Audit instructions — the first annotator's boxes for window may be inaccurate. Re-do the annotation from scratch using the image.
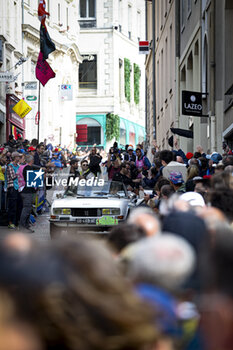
[188,0,192,17]
[58,3,61,23]
[66,8,69,28]
[120,119,126,146]
[119,0,122,32]
[79,55,97,89]
[129,124,136,146]
[76,118,101,145]
[79,0,96,27]
[181,0,185,30]
[80,0,95,18]
[128,4,132,39]
[138,128,144,144]
[137,11,141,41]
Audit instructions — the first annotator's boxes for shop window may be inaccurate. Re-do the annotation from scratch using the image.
[79,55,97,89]
[119,119,126,146]
[129,124,136,146]
[138,128,144,144]
[76,118,101,145]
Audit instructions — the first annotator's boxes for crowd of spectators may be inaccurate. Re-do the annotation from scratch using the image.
[0,134,233,350]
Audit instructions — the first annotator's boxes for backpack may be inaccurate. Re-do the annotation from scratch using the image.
[17,164,28,192]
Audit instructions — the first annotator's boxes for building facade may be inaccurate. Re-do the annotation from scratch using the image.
[146,0,177,150]
[146,0,233,154]
[0,0,82,147]
[76,0,146,150]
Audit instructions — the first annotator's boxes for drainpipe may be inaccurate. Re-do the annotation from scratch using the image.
[210,0,216,151]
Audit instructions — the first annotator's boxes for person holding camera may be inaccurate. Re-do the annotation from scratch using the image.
[107,150,121,180]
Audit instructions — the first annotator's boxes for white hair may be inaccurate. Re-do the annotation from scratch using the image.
[121,233,196,291]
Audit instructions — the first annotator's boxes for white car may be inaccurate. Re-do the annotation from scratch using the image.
[50,180,140,238]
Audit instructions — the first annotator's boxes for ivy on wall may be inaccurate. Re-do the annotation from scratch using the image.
[106,113,120,141]
[124,58,131,102]
[134,63,141,105]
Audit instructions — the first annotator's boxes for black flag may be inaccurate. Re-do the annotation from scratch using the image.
[170,128,193,139]
[40,24,56,60]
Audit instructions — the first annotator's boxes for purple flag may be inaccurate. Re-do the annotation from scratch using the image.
[36,52,56,86]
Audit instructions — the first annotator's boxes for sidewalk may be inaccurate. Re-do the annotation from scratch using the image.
[0,213,50,241]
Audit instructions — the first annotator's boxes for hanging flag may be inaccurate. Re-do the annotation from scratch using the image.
[170,128,194,139]
[38,0,50,28]
[12,99,32,119]
[36,52,56,86]
[40,24,56,60]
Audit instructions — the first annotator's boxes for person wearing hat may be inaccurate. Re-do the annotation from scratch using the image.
[5,152,22,229]
[169,171,186,193]
[124,146,136,162]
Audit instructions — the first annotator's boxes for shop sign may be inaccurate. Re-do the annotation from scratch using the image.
[60,84,73,101]
[24,81,37,90]
[26,95,37,101]
[12,99,32,119]
[182,90,208,117]
[0,72,14,82]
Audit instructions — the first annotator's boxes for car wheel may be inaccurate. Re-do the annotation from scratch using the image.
[50,223,64,239]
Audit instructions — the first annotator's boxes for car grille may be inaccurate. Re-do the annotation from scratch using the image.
[71,208,102,217]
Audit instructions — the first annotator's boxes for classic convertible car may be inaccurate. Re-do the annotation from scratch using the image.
[50,180,140,238]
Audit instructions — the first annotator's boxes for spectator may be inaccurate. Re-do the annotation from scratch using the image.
[79,159,95,180]
[89,147,102,177]
[169,171,186,193]
[33,144,44,166]
[161,150,187,182]
[5,151,22,229]
[128,206,161,237]
[19,154,41,233]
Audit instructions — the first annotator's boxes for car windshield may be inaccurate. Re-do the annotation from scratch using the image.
[64,180,128,198]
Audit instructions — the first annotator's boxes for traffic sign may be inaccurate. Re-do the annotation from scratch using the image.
[139,41,150,54]
[26,95,37,101]
[24,81,37,90]
[0,72,14,82]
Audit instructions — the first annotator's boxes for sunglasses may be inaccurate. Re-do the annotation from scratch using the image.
[82,163,88,166]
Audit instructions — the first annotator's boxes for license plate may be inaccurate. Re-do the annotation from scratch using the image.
[76,218,96,224]
[96,216,118,226]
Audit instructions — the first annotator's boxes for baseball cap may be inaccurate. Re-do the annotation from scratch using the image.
[169,171,184,184]
[180,192,205,207]
[128,146,134,151]
[206,152,222,164]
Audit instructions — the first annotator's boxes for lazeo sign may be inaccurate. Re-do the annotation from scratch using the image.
[182,90,208,117]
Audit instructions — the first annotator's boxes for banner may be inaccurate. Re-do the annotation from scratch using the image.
[12,99,32,119]
[40,24,56,60]
[36,52,56,86]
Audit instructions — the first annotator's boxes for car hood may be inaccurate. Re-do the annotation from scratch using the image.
[52,197,129,209]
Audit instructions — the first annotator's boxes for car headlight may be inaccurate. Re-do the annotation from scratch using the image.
[53,208,71,215]
[102,208,120,215]
[62,208,71,215]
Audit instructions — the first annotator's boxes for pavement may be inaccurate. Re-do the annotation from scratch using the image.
[0,212,51,241]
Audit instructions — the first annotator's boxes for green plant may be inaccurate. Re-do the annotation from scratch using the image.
[106,113,120,141]
[124,58,131,102]
[134,63,140,105]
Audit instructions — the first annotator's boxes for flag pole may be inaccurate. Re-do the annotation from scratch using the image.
[37,82,41,142]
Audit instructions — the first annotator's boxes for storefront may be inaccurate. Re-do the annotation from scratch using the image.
[76,114,106,148]
[76,114,145,150]
[6,94,25,141]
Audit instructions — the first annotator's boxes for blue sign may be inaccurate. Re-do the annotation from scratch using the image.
[26,169,44,188]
